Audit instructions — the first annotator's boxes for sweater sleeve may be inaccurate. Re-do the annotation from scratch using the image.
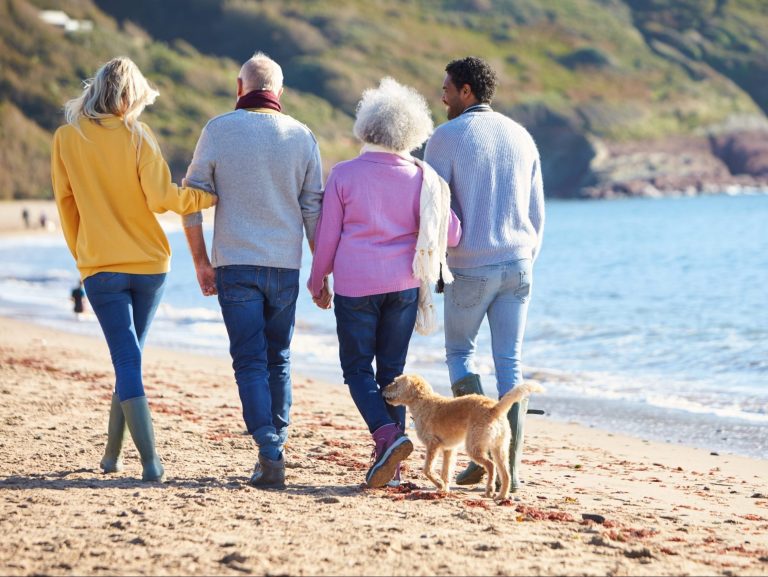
[423,129,454,185]
[138,126,216,216]
[307,169,343,297]
[51,129,79,261]
[182,124,217,228]
[299,141,324,242]
[529,157,545,262]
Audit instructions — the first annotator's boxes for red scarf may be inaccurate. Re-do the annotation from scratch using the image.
[235,90,282,112]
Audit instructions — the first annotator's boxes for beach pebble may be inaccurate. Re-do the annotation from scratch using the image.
[624,547,654,559]
[220,552,248,566]
[317,496,341,504]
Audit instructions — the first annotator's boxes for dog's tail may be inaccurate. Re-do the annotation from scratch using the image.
[493,382,545,418]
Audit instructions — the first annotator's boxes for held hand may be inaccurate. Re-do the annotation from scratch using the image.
[195,262,217,296]
[312,277,333,310]
[312,290,332,310]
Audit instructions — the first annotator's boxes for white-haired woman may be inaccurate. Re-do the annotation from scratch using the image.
[51,56,217,482]
[308,78,461,488]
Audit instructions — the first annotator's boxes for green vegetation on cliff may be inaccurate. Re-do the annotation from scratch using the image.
[1,0,766,199]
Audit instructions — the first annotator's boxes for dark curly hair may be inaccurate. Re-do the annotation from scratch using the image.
[445,56,497,104]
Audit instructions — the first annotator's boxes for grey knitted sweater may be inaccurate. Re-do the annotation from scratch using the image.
[182,109,323,270]
[424,105,544,269]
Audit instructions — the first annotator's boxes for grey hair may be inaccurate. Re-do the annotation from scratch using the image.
[239,52,284,94]
[64,56,159,153]
[353,77,433,152]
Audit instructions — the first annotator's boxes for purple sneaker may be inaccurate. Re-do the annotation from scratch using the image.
[366,423,413,488]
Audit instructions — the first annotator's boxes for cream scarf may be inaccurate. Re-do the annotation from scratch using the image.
[361,144,454,335]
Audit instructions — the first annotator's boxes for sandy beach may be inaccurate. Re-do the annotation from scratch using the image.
[0,200,206,236]
[1,318,768,576]
[1,198,767,576]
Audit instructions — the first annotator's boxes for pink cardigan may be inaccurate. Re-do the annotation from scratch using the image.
[308,152,461,298]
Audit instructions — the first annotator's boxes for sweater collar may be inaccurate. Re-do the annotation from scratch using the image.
[359,143,415,165]
[462,103,492,115]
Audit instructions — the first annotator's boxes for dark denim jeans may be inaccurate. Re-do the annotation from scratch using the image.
[216,265,299,459]
[334,288,419,433]
[83,272,167,401]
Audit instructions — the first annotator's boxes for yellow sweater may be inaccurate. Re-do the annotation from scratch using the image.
[51,117,216,279]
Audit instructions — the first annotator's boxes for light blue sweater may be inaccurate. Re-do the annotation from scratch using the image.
[182,109,323,270]
[424,105,544,269]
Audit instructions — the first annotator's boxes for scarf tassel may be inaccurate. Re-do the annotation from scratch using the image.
[414,281,437,336]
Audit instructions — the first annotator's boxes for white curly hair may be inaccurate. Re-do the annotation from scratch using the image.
[353,77,434,152]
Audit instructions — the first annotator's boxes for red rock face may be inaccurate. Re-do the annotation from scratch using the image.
[711,131,768,178]
[571,131,768,199]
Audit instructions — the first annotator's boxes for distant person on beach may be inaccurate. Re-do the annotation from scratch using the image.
[71,280,86,318]
[21,207,30,228]
[307,78,462,488]
[39,211,47,229]
[51,56,217,483]
[181,52,323,490]
[424,56,545,492]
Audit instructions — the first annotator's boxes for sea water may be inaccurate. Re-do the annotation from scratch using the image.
[1,193,766,458]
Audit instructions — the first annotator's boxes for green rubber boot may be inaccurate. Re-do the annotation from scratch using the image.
[100,392,126,473]
[451,374,487,486]
[121,396,165,482]
[508,397,529,492]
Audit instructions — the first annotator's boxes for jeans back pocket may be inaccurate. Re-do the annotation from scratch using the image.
[449,274,487,309]
[275,269,300,307]
[217,267,259,303]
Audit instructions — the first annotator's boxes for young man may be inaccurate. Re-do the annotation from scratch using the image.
[182,52,324,489]
[424,56,545,492]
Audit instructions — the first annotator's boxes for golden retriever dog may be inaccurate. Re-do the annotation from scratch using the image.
[383,374,544,501]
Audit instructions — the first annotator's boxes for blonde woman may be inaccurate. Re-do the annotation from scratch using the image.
[308,78,461,488]
[51,56,217,482]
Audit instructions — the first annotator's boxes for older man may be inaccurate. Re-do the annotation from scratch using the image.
[424,56,545,492]
[182,52,324,489]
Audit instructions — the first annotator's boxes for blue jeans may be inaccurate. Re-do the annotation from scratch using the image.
[444,259,532,397]
[216,265,299,459]
[83,272,167,402]
[334,289,419,433]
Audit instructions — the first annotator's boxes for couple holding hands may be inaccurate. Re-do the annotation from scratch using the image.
[51,52,543,492]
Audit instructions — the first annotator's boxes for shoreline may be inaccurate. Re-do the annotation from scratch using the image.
[1,198,766,464]
[1,184,766,228]
[5,298,766,462]
[1,317,768,575]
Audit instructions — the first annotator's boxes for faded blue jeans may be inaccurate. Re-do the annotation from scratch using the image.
[444,258,532,397]
[83,272,167,401]
[216,265,299,461]
[334,289,419,433]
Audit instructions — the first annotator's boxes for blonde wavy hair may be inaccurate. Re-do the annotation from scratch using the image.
[64,56,159,153]
[353,77,434,153]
